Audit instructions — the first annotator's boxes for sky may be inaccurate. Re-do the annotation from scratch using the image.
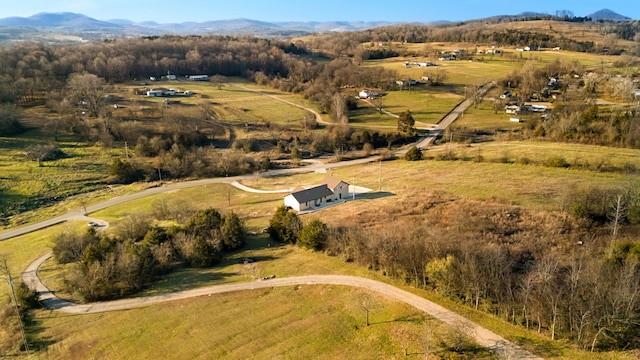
[1,0,638,23]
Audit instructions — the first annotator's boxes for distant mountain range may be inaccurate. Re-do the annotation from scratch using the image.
[587,9,631,21]
[0,9,633,43]
[0,12,397,42]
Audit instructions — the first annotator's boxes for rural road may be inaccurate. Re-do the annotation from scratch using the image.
[415,82,495,149]
[0,155,380,242]
[24,253,541,359]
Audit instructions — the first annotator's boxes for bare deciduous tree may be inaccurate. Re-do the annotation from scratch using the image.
[66,72,108,117]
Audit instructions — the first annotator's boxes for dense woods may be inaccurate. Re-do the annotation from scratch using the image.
[0,35,396,112]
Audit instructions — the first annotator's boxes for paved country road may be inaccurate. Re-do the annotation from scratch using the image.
[23,253,541,359]
[415,82,495,149]
[0,156,379,242]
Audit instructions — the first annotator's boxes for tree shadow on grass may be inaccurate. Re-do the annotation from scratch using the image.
[356,191,395,200]
[510,335,564,358]
[147,269,240,294]
[370,312,427,326]
[23,311,56,353]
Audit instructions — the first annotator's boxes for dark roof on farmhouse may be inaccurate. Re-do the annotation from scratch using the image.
[290,184,334,203]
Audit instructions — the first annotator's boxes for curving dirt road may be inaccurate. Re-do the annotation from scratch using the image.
[23,253,541,359]
[231,83,331,125]
[0,156,381,242]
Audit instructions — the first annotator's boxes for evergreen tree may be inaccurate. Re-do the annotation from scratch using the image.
[298,220,328,250]
[268,206,302,244]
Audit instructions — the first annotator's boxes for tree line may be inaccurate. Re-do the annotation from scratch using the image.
[0,36,396,113]
[268,186,640,351]
[51,206,245,301]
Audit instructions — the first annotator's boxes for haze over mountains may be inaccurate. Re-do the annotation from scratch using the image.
[0,8,633,43]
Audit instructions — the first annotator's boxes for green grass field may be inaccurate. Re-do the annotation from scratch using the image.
[452,100,528,131]
[348,88,464,127]
[0,128,118,223]
[32,285,487,360]
[121,79,325,128]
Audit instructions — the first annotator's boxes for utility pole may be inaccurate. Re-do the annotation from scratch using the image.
[2,259,31,356]
[352,176,355,201]
[378,160,382,191]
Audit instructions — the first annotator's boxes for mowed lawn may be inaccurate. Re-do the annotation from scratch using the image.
[33,285,479,360]
[349,89,464,127]
[452,99,528,131]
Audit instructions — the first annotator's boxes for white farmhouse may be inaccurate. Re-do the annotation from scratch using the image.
[146,88,176,97]
[283,176,350,212]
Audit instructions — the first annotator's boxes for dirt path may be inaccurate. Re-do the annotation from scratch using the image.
[0,156,381,242]
[24,253,540,359]
[230,180,292,194]
[231,83,331,125]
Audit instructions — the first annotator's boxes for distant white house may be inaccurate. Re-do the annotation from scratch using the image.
[505,104,521,114]
[358,89,379,99]
[524,104,547,113]
[283,176,350,212]
[166,74,177,80]
[634,89,640,97]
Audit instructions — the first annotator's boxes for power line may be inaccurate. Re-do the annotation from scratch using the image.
[2,259,31,358]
